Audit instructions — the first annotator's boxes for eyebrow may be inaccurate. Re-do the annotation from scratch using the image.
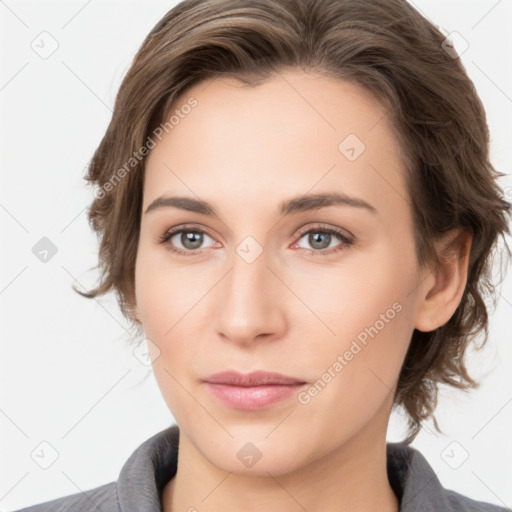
[144,192,378,217]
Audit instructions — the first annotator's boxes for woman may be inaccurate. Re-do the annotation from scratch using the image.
[14,0,511,510]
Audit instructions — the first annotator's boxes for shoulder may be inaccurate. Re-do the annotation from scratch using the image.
[10,425,180,512]
[10,481,119,512]
[386,442,510,512]
[444,488,510,512]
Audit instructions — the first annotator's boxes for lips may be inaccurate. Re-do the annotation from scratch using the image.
[203,370,307,410]
[203,370,306,386]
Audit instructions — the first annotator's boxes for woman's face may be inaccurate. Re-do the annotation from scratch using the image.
[134,70,426,475]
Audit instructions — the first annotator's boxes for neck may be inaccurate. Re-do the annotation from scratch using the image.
[163,404,399,512]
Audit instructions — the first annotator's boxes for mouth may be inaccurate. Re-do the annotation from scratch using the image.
[202,370,307,410]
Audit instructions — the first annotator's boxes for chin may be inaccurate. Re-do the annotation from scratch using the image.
[193,427,317,477]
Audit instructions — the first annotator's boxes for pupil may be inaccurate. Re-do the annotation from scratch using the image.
[310,232,330,249]
[182,231,202,249]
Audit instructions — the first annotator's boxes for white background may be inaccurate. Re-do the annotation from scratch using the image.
[1,0,511,510]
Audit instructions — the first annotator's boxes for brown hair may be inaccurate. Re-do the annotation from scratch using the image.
[75,0,511,443]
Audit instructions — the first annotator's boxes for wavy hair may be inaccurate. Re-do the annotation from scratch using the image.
[75,0,511,443]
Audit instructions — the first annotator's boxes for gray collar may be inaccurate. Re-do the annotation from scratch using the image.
[116,425,506,512]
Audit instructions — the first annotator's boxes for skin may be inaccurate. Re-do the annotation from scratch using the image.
[131,69,471,512]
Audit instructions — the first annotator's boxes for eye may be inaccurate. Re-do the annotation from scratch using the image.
[158,224,218,256]
[157,223,354,257]
[292,225,354,256]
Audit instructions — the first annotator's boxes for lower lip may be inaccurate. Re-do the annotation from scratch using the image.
[204,382,306,410]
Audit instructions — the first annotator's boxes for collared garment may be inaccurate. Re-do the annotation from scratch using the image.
[13,425,510,512]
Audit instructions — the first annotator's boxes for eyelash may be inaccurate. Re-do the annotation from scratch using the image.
[157,223,354,257]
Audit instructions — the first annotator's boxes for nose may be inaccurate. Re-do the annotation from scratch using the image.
[214,244,287,346]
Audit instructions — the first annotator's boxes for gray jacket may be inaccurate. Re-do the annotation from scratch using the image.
[12,424,510,511]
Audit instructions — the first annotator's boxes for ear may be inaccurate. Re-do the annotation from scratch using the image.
[414,229,472,333]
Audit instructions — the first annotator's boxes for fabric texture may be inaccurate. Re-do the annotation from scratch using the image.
[12,424,510,512]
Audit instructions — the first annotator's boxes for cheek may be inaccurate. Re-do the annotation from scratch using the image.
[134,249,215,375]
[135,258,204,419]
[134,246,210,335]
[289,242,415,388]
[289,295,413,456]
[286,237,414,342]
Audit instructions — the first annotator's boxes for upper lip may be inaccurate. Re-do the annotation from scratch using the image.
[203,370,306,386]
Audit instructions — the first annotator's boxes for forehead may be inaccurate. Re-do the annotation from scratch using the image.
[143,70,409,225]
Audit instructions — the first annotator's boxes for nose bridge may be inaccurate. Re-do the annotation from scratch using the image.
[214,239,285,344]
